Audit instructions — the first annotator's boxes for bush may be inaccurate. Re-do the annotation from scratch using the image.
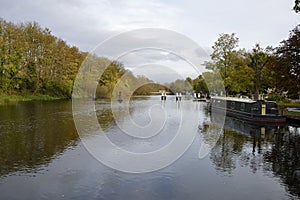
[265,88,287,102]
[43,80,72,98]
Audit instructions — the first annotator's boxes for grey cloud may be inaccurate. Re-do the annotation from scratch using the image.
[1,0,298,72]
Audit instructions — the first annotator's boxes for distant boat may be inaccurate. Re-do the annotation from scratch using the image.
[208,96,286,124]
[193,97,207,102]
[118,92,123,103]
[193,92,207,102]
[287,107,300,112]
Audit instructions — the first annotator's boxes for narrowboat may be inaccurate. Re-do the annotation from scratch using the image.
[208,96,286,124]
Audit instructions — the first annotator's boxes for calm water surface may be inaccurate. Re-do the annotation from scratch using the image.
[0,96,299,200]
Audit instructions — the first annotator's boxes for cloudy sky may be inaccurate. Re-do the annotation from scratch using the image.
[1,0,299,82]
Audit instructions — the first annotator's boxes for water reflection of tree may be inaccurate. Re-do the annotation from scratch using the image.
[96,102,135,130]
[206,121,300,198]
[263,128,300,197]
[96,108,116,129]
[210,129,249,174]
[0,101,79,177]
[97,97,151,130]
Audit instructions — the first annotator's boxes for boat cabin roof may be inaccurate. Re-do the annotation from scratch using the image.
[211,96,256,103]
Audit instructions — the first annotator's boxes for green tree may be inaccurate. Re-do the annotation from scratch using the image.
[202,71,225,95]
[205,33,239,94]
[226,51,254,94]
[193,75,208,94]
[0,19,85,97]
[248,44,270,100]
[96,60,127,98]
[274,24,300,98]
[169,79,193,93]
[208,33,239,77]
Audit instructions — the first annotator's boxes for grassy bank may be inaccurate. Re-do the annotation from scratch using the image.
[278,101,300,117]
[0,95,64,105]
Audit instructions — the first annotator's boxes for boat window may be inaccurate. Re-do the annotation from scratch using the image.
[230,102,235,109]
[240,103,245,111]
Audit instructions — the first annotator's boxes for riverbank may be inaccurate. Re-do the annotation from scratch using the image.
[276,100,300,125]
[0,95,64,105]
[278,101,300,117]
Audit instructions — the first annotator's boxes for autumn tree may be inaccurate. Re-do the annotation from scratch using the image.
[0,19,85,97]
[0,19,24,94]
[274,24,300,98]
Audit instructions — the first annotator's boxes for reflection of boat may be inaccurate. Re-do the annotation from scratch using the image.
[208,97,286,124]
[204,114,300,197]
[221,115,282,136]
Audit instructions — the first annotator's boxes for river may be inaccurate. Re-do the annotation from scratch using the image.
[0,96,299,200]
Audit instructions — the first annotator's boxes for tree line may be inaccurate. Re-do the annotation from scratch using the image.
[0,19,85,97]
[1,19,298,100]
[190,24,299,100]
[0,19,165,98]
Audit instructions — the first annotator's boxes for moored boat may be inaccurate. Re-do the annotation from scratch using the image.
[193,97,207,102]
[208,96,286,124]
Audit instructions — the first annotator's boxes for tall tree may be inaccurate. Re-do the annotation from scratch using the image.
[193,75,208,94]
[294,0,300,13]
[275,24,300,98]
[169,79,193,93]
[208,33,239,78]
[0,19,85,97]
[205,33,239,94]
[248,44,270,100]
[226,51,254,95]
